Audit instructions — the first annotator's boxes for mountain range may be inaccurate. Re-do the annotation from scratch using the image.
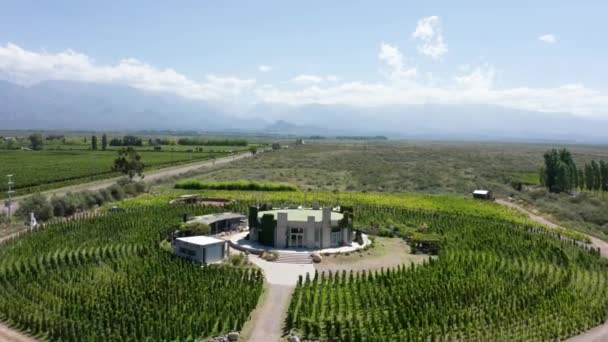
[1,80,607,143]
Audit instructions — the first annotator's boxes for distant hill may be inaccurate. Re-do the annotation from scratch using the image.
[0,80,265,131]
[1,79,607,143]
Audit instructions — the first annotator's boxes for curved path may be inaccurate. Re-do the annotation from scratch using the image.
[496,198,608,341]
[1,151,252,215]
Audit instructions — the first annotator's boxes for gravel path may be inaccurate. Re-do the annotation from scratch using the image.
[1,152,251,215]
[0,322,36,342]
[496,198,608,341]
[244,256,314,342]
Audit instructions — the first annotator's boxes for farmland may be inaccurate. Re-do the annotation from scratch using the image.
[1,190,606,340]
[176,141,608,239]
[0,205,263,341]
[286,202,608,340]
[0,149,236,196]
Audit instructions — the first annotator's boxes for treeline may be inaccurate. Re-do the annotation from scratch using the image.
[335,135,388,140]
[109,135,143,147]
[17,180,148,221]
[540,148,608,193]
[176,138,248,146]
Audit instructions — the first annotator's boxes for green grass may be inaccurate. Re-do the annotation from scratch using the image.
[511,172,540,185]
[175,179,298,191]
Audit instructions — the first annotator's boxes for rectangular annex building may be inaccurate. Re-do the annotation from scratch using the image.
[173,236,228,263]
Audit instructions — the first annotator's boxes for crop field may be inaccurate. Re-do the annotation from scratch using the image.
[0,191,604,340]
[179,141,608,239]
[286,204,608,340]
[0,149,232,196]
[0,205,263,341]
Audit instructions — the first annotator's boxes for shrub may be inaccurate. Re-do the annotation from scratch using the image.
[178,221,211,236]
[227,254,248,267]
[17,193,54,221]
[261,251,279,261]
[109,184,125,201]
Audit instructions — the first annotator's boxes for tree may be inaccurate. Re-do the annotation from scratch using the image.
[101,134,108,150]
[600,161,608,192]
[584,163,595,191]
[249,146,258,155]
[271,143,281,151]
[91,135,98,150]
[16,193,53,221]
[112,147,144,180]
[591,160,601,191]
[540,148,577,193]
[28,133,44,150]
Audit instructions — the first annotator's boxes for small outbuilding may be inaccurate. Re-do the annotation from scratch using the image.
[174,235,228,264]
[472,190,494,200]
[188,212,247,234]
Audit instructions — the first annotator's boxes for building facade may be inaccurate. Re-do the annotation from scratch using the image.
[249,207,353,249]
[173,236,228,263]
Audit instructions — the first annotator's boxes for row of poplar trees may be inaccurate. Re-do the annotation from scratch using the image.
[540,148,608,193]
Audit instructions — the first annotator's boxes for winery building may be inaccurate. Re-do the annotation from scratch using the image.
[248,207,353,249]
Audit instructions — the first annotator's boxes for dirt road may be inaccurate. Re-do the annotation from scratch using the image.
[496,198,608,341]
[0,322,36,342]
[247,285,294,342]
[1,152,251,215]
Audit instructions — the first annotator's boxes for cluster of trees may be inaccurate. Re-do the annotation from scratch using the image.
[176,138,248,146]
[540,148,608,193]
[17,180,147,221]
[147,137,176,146]
[109,135,143,147]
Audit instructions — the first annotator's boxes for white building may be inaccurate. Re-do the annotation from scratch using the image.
[250,207,353,249]
[173,235,228,263]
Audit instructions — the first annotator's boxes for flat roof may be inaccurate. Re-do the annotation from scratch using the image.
[258,209,343,222]
[473,190,490,195]
[190,212,246,225]
[176,235,226,246]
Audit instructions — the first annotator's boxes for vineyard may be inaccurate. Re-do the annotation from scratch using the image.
[0,205,263,341]
[286,208,608,340]
[0,189,604,340]
[0,149,232,196]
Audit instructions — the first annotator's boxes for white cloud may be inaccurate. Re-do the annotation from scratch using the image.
[454,64,495,90]
[539,34,557,44]
[1,41,607,118]
[378,43,417,80]
[412,16,448,60]
[291,74,325,85]
[258,65,272,72]
[256,45,608,117]
[0,42,255,99]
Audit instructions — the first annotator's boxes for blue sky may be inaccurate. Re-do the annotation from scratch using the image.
[1,1,607,116]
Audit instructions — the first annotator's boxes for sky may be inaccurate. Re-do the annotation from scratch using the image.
[1,0,607,117]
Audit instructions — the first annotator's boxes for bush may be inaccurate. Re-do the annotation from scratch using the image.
[17,193,54,221]
[159,240,172,253]
[109,184,125,201]
[0,212,9,225]
[227,254,248,267]
[178,221,211,236]
[261,251,279,261]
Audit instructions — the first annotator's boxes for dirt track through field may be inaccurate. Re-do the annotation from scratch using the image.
[496,198,608,341]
